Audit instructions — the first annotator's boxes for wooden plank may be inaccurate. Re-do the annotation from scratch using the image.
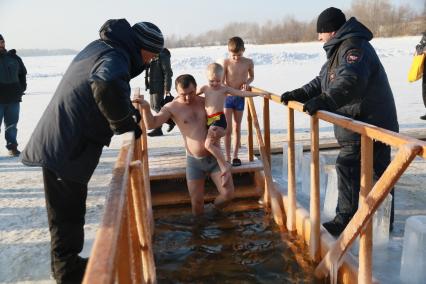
[83,133,134,284]
[152,183,262,207]
[149,150,263,180]
[359,136,373,284]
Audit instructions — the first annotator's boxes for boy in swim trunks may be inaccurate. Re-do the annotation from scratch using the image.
[222,36,254,167]
[198,63,268,185]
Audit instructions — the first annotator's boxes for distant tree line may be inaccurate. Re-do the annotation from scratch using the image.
[18,48,78,57]
[165,0,426,48]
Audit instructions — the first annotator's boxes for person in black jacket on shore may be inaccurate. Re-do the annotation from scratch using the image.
[145,47,174,136]
[280,7,399,236]
[0,34,27,156]
[21,19,163,283]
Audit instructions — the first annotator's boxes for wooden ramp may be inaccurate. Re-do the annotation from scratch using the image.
[148,147,265,207]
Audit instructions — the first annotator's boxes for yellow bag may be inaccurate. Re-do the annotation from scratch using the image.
[408,54,425,82]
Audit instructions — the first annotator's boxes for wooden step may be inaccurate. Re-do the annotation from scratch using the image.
[153,199,264,218]
[149,147,263,181]
[151,173,263,207]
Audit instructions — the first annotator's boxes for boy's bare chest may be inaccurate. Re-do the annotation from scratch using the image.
[227,63,249,78]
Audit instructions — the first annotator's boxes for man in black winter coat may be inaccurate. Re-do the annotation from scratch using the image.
[281,7,399,236]
[21,19,164,283]
[0,34,27,156]
[145,47,174,136]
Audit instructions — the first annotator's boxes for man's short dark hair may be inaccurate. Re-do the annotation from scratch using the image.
[175,74,197,89]
[228,36,245,52]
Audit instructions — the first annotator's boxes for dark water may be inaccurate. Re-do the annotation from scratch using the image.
[154,207,320,283]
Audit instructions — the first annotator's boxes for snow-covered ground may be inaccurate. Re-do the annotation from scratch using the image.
[0,36,425,283]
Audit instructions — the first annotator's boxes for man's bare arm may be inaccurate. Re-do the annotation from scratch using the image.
[224,85,268,98]
[134,99,172,129]
[246,59,255,86]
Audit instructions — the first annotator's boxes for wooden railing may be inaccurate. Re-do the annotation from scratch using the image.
[250,87,426,283]
[83,85,425,284]
[83,91,156,284]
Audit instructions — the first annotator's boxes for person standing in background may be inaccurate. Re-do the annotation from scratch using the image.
[22,19,163,283]
[145,47,174,136]
[0,34,27,156]
[222,36,254,167]
[416,32,426,120]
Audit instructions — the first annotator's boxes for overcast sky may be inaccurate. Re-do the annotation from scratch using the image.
[0,0,423,50]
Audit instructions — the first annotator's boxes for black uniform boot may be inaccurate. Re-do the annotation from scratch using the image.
[148,127,163,137]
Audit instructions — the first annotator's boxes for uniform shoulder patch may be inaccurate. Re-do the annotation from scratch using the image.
[345,49,362,64]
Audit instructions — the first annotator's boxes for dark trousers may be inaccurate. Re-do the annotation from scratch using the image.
[42,167,88,283]
[0,102,20,149]
[335,141,394,226]
[150,92,163,113]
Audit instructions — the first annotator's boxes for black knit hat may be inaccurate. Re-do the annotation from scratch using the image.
[317,7,346,33]
[0,34,3,41]
[132,22,164,54]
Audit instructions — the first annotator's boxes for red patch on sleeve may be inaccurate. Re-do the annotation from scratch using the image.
[345,51,361,64]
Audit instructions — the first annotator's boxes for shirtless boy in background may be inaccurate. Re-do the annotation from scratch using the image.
[197,63,267,185]
[222,36,254,167]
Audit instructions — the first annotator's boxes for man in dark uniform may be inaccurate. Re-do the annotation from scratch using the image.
[0,34,27,156]
[145,47,174,136]
[22,19,163,283]
[280,7,399,236]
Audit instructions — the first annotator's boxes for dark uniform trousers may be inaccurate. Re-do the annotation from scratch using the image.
[335,141,394,227]
[42,167,88,283]
[150,92,163,113]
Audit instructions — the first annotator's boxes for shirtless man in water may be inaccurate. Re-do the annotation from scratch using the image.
[136,74,234,215]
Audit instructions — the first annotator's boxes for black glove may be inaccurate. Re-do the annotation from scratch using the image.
[134,124,142,139]
[280,88,309,105]
[113,119,143,139]
[302,95,329,115]
[133,107,142,123]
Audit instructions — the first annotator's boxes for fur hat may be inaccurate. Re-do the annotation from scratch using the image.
[132,22,164,53]
[317,7,346,33]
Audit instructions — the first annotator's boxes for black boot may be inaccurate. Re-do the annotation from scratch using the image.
[7,144,21,157]
[420,114,426,120]
[166,119,175,132]
[322,216,349,237]
[148,128,163,137]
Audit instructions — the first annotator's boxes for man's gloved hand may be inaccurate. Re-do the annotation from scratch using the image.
[134,124,142,139]
[113,120,143,139]
[133,108,142,123]
[302,95,329,115]
[280,88,309,105]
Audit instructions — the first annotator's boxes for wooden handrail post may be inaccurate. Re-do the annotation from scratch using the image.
[127,174,143,283]
[129,163,156,283]
[117,203,132,283]
[315,144,422,279]
[263,97,271,165]
[287,107,296,232]
[247,99,254,161]
[309,115,321,262]
[248,98,284,225]
[359,135,373,284]
[133,89,154,236]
